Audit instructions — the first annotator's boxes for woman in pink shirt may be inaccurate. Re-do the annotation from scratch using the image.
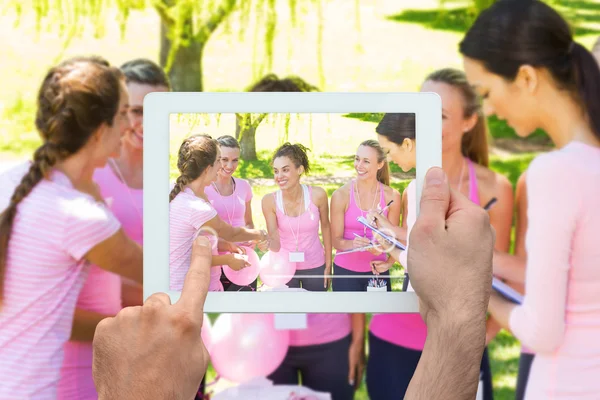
[0,58,143,399]
[330,140,401,292]
[57,58,171,400]
[204,135,262,291]
[169,134,267,292]
[262,143,361,399]
[367,68,514,400]
[461,1,600,398]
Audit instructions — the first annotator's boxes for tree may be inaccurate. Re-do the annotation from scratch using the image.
[4,0,332,92]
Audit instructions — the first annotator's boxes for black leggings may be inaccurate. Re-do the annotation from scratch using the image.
[516,352,535,400]
[287,264,327,291]
[331,263,391,292]
[268,334,355,400]
[220,270,257,292]
[366,332,494,400]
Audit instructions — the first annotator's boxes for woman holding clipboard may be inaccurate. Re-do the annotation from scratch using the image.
[329,140,401,292]
[460,1,600,398]
[365,68,514,400]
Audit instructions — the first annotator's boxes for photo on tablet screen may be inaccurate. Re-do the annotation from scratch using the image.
[168,112,414,295]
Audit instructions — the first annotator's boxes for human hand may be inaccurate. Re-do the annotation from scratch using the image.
[371,259,393,276]
[407,167,495,327]
[227,241,245,255]
[256,239,269,252]
[324,263,332,289]
[352,236,371,249]
[227,253,251,271]
[92,236,211,400]
[348,339,365,389]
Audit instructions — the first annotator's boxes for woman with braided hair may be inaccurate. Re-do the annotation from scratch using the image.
[0,59,143,398]
[169,134,268,292]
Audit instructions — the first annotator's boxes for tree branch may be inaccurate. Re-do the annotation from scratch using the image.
[153,0,175,27]
[196,0,238,43]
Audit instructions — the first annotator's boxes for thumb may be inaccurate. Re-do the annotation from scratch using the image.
[415,167,450,236]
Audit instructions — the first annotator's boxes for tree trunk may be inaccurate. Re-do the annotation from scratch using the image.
[236,117,258,160]
[160,21,205,92]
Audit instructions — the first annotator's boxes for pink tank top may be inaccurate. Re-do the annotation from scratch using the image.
[370,158,480,350]
[333,180,388,272]
[275,185,325,270]
[204,177,253,227]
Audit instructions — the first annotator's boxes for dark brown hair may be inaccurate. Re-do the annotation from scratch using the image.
[217,135,240,149]
[272,142,311,175]
[120,58,171,90]
[425,68,490,167]
[459,0,600,143]
[247,74,319,92]
[169,134,219,202]
[359,139,391,186]
[375,113,416,144]
[0,59,124,303]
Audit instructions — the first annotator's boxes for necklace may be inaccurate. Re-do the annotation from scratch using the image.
[211,177,236,225]
[282,186,303,252]
[355,179,379,236]
[455,158,466,195]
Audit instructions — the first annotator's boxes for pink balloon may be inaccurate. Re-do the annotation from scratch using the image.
[223,246,260,287]
[210,314,290,383]
[259,251,297,287]
[201,314,212,352]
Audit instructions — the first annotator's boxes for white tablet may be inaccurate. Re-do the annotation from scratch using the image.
[143,92,441,313]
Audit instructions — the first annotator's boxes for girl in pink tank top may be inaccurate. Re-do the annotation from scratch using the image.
[262,143,358,400]
[368,68,515,400]
[169,135,267,292]
[204,135,261,292]
[330,140,401,292]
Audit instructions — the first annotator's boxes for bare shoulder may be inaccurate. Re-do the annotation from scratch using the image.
[310,185,329,205]
[261,191,276,208]
[331,182,351,203]
[473,163,513,200]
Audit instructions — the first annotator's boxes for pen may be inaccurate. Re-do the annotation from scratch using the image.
[483,197,497,211]
[378,199,394,215]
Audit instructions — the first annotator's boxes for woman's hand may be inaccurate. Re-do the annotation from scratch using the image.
[371,259,394,275]
[226,253,251,271]
[225,241,245,255]
[324,263,332,289]
[353,236,371,249]
[348,338,365,389]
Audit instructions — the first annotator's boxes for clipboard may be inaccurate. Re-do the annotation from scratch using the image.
[357,216,407,251]
[492,277,523,304]
[336,245,376,255]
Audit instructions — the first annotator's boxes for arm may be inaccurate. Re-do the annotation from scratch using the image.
[330,189,354,251]
[203,214,265,243]
[262,194,281,252]
[405,315,486,400]
[348,313,366,388]
[315,188,333,288]
[70,309,112,341]
[85,230,143,284]
[121,278,143,307]
[492,172,529,286]
[488,159,573,353]
[485,173,515,342]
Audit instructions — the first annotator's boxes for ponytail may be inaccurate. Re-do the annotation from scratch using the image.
[376,161,391,186]
[0,143,64,303]
[571,42,600,141]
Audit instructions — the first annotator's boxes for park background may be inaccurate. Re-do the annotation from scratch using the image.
[2,0,600,398]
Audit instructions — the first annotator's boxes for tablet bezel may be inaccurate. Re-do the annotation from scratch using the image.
[144,92,441,313]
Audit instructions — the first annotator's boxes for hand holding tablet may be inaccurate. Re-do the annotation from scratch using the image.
[93,236,212,400]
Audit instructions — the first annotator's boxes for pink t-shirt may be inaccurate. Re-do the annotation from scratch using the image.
[57,163,143,400]
[0,170,120,399]
[508,142,600,398]
[333,180,388,273]
[274,185,325,270]
[170,188,220,291]
[204,177,252,227]
[289,314,352,347]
